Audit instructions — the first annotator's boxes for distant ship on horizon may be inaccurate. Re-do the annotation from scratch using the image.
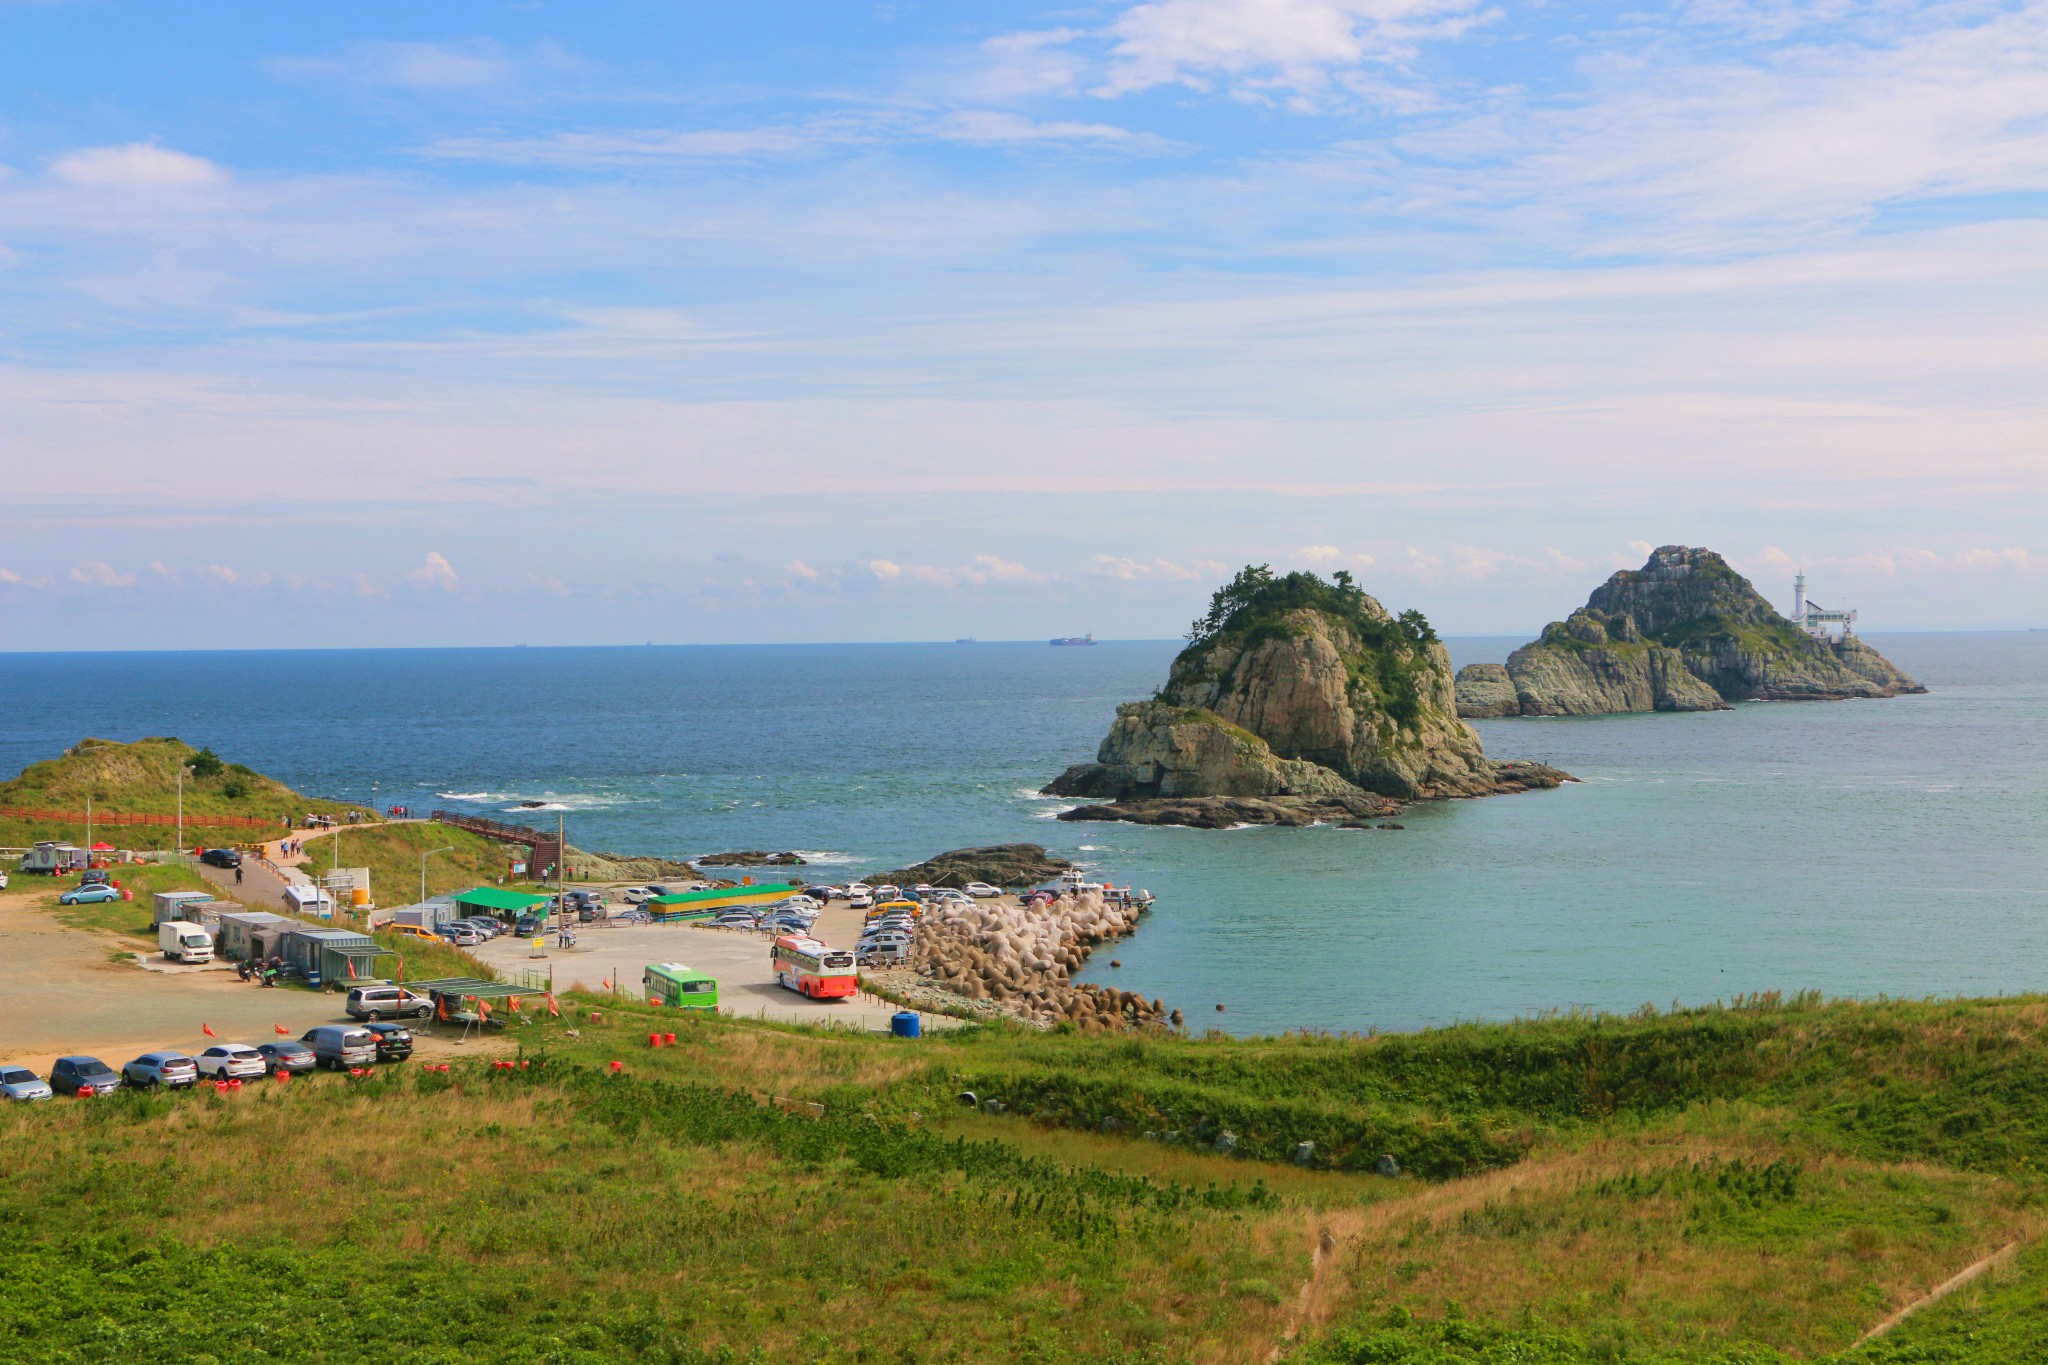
[1050,633,1097,647]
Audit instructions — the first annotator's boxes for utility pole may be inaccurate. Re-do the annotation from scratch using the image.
[556,811,567,934]
[175,763,184,854]
[85,797,92,859]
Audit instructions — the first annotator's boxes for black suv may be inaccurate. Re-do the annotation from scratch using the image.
[200,848,242,869]
[364,1022,414,1062]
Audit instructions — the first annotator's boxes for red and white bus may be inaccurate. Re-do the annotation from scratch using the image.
[770,934,857,1000]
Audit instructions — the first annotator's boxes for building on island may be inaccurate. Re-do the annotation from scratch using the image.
[1790,573,1857,642]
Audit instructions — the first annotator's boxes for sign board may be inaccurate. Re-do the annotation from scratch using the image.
[511,862,528,875]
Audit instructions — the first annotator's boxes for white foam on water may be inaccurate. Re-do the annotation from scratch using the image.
[789,851,859,866]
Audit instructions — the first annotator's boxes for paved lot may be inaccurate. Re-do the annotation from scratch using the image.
[0,890,503,1075]
[471,895,955,1033]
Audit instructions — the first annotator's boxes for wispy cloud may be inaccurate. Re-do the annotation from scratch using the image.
[418,109,1174,168]
[266,40,525,92]
[406,551,461,591]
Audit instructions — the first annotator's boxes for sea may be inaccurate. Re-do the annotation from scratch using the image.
[4,633,2043,1035]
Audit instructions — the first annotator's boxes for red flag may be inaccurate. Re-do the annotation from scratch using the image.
[274,1024,289,1036]
[602,977,612,990]
[202,1023,217,1038]
[545,993,560,1017]
[477,997,492,1017]
[346,958,358,979]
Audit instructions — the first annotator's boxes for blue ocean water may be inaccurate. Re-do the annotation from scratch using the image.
[4,633,2043,1033]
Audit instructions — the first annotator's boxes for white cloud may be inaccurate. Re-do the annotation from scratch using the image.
[200,563,238,584]
[784,559,821,581]
[147,560,176,581]
[69,560,137,587]
[1091,554,1209,581]
[1097,0,1482,97]
[0,567,24,584]
[49,143,224,189]
[1755,544,2048,580]
[267,41,518,91]
[406,551,460,591]
[866,559,903,581]
[525,571,570,596]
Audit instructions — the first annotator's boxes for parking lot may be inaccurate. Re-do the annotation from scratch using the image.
[0,889,495,1075]
[469,894,954,1031]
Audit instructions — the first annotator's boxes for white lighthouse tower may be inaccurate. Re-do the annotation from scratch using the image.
[1790,571,1857,642]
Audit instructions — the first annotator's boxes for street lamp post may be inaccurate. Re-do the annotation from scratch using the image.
[420,845,456,907]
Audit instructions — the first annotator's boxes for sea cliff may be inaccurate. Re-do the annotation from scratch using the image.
[1457,546,1924,718]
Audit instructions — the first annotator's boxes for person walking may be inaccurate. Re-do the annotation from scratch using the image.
[234,865,244,886]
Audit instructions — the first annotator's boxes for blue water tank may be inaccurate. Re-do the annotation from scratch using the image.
[890,1011,921,1039]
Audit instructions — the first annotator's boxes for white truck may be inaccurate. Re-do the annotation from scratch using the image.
[158,920,215,964]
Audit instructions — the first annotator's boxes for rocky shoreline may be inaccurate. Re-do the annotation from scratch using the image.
[869,887,1177,1032]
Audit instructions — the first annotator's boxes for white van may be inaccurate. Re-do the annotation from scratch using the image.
[158,920,214,964]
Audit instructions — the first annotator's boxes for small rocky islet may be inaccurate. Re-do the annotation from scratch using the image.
[1454,545,1924,718]
[1042,565,1572,829]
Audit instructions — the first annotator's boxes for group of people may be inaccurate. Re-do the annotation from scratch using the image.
[235,955,284,987]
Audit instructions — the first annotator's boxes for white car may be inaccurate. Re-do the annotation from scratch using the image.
[847,891,874,911]
[963,882,1000,898]
[194,1044,267,1080]
[621,887,655,904]
[845,883,871,896]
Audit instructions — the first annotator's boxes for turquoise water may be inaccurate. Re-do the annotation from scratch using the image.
[3,632,2042,1032]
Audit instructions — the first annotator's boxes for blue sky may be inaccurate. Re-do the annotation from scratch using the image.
[2,0,2043,646]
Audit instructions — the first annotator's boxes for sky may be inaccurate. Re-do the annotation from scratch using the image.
[1,0,2043,648]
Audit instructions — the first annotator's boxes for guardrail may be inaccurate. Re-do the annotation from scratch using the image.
[0,805,280,829]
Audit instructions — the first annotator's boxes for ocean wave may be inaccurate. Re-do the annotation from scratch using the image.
[1033,805,1079,819]
[790,850,860,866]
[437,790,496,801]
[506,802,572,813]
[1015,787,1068,801]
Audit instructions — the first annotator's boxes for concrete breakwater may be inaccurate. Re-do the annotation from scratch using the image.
[901,889,1178,1031]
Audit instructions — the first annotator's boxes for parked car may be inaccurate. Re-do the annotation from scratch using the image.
[621,886,654,904]
[194,1044,267,1080]
[387,923,441,943]
[49,1056,122,1096]
[59,884,122,905]
[80,868,113,887]
[452,918,500,939]
[121,1051,199,1089]
[346,985,435,1021]
[847,891,874,911]
[0,1066,53,1101]
[0,869,9,890]
[439,924,484,947]
[200,848,242,869]
[857,943,912,965]
[364,1022,414,1061]
[963,882,1001,898]
[859,932,913,951]
[643,884,672,897]
[256,1040,317,1074]
[803,885,839,901]
[300,1026,378,1070]
[513,914,545,937]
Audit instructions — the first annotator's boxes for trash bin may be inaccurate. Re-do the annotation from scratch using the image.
[890,1011,921,1039]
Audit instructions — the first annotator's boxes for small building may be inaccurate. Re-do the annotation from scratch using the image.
[152,889,215,927]
[451,886,551,924]
[406,976,555,1024]
[283,884,336,917]
[281,926,387,987]
[216,910,296,962]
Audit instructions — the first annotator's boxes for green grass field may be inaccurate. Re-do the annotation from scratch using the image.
[6,991,2048,1363]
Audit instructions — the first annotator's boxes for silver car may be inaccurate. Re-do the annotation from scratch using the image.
[122,1051,200,1089]
[0,1066,52,1101]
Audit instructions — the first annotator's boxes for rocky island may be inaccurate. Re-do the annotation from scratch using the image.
[1043,565,1571,827]
[1456,546,1924,718]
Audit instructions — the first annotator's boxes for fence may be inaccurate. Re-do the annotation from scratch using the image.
[0,805,279,830]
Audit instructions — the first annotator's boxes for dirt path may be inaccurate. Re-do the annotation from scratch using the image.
[1267,1223,1344,1362]
[1851,1238,2024,1348]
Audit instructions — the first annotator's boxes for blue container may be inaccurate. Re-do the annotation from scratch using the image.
[890,1011,921,1039]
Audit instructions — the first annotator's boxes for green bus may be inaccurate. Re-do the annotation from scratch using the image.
[643,962,719,1010]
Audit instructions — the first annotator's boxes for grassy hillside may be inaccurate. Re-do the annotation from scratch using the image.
[0,737,370,850]
[6,992,2048,1362]
[291,819,534,911]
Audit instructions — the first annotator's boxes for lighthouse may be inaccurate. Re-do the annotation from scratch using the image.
[1790,571,1857,641]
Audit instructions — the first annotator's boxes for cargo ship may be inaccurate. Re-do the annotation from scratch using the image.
[1050,633,1097,646]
